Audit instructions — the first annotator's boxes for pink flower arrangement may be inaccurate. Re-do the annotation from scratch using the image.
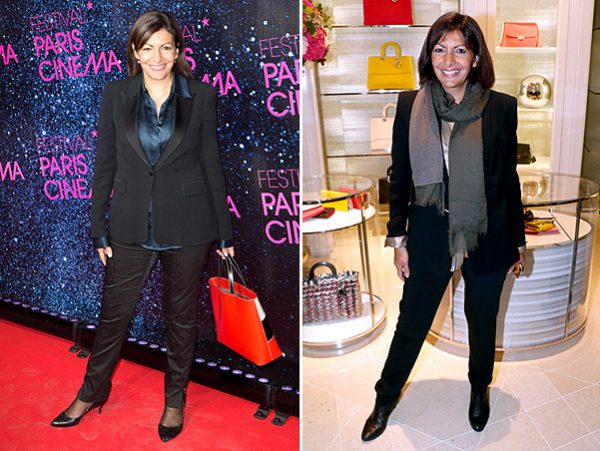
[303,0,331,64]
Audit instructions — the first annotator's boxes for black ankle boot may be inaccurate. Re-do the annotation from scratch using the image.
[361,402,397,442]
[468,388,490,432]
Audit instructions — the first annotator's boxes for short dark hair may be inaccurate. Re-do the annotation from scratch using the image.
[126,10,191,78]
[418,12,494,89]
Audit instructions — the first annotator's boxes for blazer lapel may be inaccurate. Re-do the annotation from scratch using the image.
[121,75,150,166]
[155,93,193,169]
[482,94,495,169]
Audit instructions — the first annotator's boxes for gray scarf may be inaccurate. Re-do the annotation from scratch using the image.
[408,80,490,265]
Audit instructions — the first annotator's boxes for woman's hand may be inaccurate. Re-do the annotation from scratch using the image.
[217,246,235,259]
[509,248,527,277]
[97,247,113,266]
[394,247,410,282]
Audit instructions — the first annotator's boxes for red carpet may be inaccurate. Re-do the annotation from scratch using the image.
[0,319,299,450]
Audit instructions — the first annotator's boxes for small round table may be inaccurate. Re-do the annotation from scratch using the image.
[302,174,386,356]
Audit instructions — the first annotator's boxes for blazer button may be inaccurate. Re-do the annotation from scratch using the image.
[148,171,154,176]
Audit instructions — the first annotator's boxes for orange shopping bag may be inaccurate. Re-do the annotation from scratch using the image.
[208,256,283,366]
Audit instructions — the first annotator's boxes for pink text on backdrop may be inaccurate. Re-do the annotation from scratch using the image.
[227,196,241,219]
[181,25,202,43]
[36,132,94,154]
[265,219,299,244]
[38,153,91,200]
[43,179,91,200]
[29,8,88,33]
[0,161,25,182]
[262,59,299,88]
[33,29,84,57]
[38,50,122,82]
[261,191,299,216]
[258,34,300,59]
[39,154,88,177]
[257,169,299,189]
[183,49,242,95]
[267,90,299,117]
[262,59,300,117]
[260,191,300,245]
[0,44,19,65]
[31,26,122,82]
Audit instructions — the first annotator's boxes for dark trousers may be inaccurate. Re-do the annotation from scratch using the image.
[375,259,507,406]
[77,240,210,408]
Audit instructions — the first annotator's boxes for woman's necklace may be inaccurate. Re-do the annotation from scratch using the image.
[145,76,173,117]
[147,84,171,104]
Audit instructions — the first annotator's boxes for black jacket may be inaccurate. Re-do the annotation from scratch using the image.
[387,89,526,275]
[90,74,233,246]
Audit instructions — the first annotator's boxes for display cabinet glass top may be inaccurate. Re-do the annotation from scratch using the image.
[303,174,373,205]
[519,172,600,207]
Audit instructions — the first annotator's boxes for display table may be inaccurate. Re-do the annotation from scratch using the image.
[302,174,386,356]
[430,172,600,349]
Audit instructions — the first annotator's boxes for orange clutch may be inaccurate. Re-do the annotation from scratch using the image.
[499,22,541,47]
[209,256,282,366]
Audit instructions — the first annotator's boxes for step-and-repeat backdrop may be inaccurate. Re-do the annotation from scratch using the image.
[0,1,299,387]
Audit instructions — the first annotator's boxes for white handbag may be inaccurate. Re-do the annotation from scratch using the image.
[370,103,396,151]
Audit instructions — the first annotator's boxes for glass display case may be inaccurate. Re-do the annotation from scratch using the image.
[302,174,386,356]
[430,172,600,349]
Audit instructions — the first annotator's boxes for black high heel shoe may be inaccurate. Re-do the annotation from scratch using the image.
[158,392,186,442]
[50,399,106,427]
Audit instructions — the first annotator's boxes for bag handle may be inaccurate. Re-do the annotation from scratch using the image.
[379,41,401,59]
[218,255,248,294]
[382,102,396,119]
[308,261,338,280]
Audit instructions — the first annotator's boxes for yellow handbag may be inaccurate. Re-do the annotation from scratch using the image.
[367,41,416,91]
[320,189,350,211]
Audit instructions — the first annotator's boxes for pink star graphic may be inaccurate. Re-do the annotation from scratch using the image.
[91,130,98,138]
[201,17,209,27]
[86,1,93,9]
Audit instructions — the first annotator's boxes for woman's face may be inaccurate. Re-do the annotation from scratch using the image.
[133,28,178,83]
[431,30,477,103]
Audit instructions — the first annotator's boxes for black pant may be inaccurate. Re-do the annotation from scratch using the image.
[375,259,507,406]
[77,240,210,408]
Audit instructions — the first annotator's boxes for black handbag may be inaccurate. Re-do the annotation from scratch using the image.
[378,166,392,204]
[302,261,362,324]
[517,143,536,164]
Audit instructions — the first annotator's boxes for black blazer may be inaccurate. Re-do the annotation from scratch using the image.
[90,74,233,246]
[387,89,526,275]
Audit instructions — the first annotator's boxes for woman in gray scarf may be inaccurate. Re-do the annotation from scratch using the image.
[362,12,526,441]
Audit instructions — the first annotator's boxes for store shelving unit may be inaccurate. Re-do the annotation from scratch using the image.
[463,0,595,175]
[317,0,461,181]
[316,0,594,179]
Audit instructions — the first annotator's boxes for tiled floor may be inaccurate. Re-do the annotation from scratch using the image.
[303,213,600,450]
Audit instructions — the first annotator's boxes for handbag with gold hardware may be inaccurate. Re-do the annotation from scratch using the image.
[367,42,416,91]
[499,22,541,47]
[363,0,413,26]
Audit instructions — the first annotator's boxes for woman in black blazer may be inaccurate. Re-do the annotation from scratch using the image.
[51,11,233,442]
[362,13,526,441]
